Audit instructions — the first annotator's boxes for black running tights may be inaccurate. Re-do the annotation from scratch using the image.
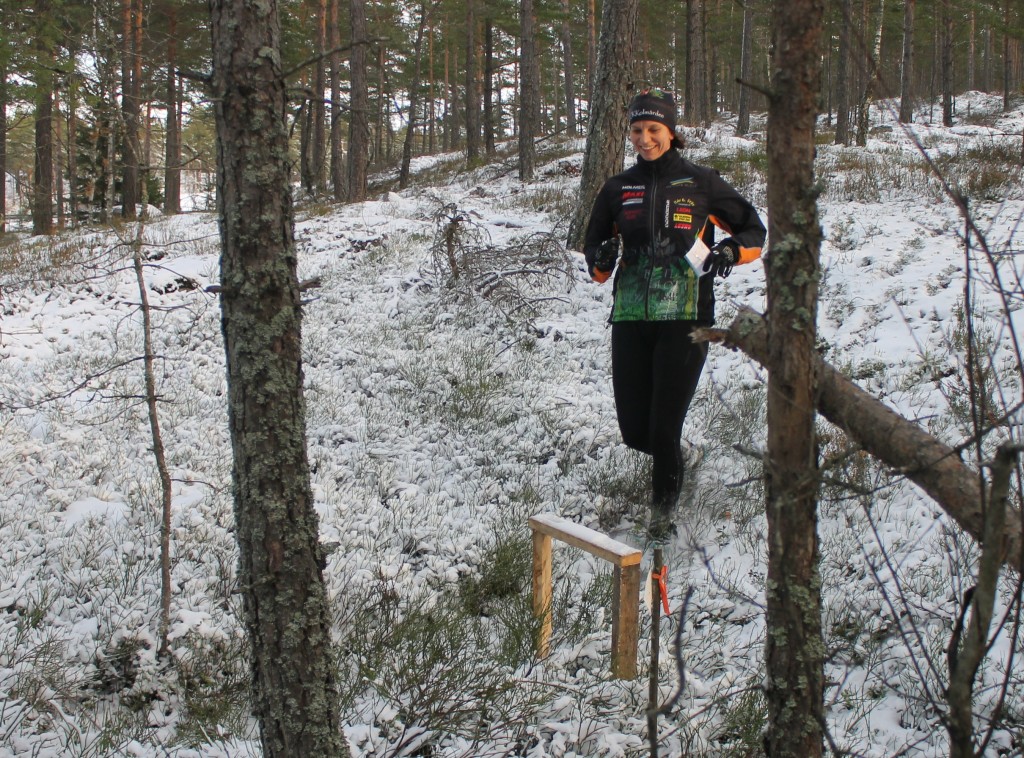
[611,320,707,505]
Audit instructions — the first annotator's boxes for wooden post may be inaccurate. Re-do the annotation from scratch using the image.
[532,528,553,658]
[528,513,643,679]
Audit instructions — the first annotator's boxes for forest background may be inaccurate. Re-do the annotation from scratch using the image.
[3,0,1023,232]
[2,0,1024,756]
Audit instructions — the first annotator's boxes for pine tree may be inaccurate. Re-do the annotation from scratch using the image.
[518,0,540,180]
[32,0,56,235]
[565,0,638,251]
[347,0,369,201]
[764,0,825,752]
[209,0,349,751]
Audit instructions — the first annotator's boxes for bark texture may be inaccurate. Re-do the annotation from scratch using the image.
[697,309,1024,570]
[164,8,181,215]
[519,0,540,181]
[764,0,826,752]
[898,0,915,124]
[565,0,639,250]
[32,0,54,236]
[348,0,370,202]
[209,0,347,754]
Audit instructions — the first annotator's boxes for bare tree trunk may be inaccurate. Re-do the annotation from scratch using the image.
[946,446,1014,757]
[465,0,481,162]
[834,0,851,144]
[209,0,348,752]
[899,0,915,123]
[519,0,540,181]
[428,25,436,153]
[941,0,954,127]
[313,0,327,195]
[565,0,638,251]
[164,8,181,214]
[400,2,429,189]
[0,52,6,234]
[55,103,64,228]
[560,0,577,136]
[105,101,117,223]
[329,0,344,200]
[967,8,976,91]
[685,0,709,124]
[736,0,754,136]
[120,0,141,219]
[764,0,825,751]
[443,41,452,151]
[300,93,314,197]
[136,3,147,212]
[855,0,883,146]
[376,48,386,163]
[699,310,1024,571]
[981,24,991,93]
[484,18,496,155]
[348,0,369,202]
[1003,0,1011,112]
[131,227,174,656]
[586,0,597,99]
[33,0,55,236]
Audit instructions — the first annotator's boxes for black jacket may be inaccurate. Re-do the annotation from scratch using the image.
[583,149,766,323]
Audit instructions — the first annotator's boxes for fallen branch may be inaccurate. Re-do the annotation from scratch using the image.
[694,307,1023,570]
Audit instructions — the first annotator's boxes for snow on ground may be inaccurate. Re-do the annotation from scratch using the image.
[1,92,1023,756]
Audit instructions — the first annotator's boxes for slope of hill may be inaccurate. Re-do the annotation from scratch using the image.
[0,92,1022,756]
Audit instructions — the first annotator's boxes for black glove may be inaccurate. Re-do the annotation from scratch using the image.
[703,239,739,278]
[587,237,620,278]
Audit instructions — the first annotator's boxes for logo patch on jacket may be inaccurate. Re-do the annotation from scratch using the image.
[669,177,695,187]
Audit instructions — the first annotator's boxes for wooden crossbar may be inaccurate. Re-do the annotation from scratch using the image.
[528,513,642,680]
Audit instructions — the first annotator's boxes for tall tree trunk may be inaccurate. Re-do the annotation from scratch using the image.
[208,0,349,753]
[329,0,344,200]
[685,0,698,123]
[834,0,851,144]
[1,52,6,234]
[164,7,181,214]
[374,46,385,163]
[1003,0,1011,112]
[736,0,755,135]
[134,0,146,210]
[55,103,64,228]
[400,3,429,189]
[347,0,369,202]
[967,9,976,91]
[465,0,481,162]
[764,0,825,752]
[855,0,883,146]
[982,24,992,93]
[565,0,639,251]
[586,0,597,99]
[428,25,436,153]
[519,0,540,181]
[941,0,954,127]
[705,311,1024,572]
[300,91,314,197]
[898,0,915,123]
[313,0,327,195]
[32,0,54,236]
[560,0,577,136]
[484,18,496,155]
[443,41,452,151]
[121,0,140,218]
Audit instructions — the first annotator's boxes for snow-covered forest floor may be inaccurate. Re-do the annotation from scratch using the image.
[1,92,1023,757]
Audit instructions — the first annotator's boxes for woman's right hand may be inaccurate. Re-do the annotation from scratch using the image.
[586,237,620,280]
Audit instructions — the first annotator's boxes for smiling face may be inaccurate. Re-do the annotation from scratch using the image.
[629,120,674,161]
